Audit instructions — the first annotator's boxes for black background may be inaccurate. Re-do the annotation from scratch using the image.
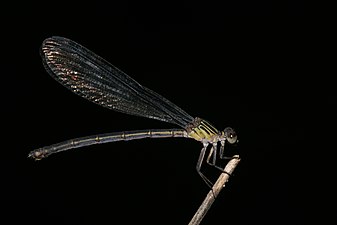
[2,1,336,225]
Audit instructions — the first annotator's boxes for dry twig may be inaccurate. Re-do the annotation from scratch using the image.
[188,155,241,225]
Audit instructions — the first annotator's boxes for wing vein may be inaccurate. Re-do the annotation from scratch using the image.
[40,36,194,128]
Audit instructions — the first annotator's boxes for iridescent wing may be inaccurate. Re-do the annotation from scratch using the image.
[41,36,194,128]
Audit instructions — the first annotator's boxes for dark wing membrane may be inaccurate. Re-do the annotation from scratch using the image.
[41,36,194,128]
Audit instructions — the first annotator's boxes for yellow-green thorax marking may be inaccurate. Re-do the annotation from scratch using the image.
[186,117,222,143]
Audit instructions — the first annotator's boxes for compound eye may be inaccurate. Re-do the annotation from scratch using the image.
[223,127,237,144]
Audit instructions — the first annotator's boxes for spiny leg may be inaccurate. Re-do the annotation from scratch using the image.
[220,140,239,160]
[196,143,213,188]
[206,143,217,166]
[220,141,225,159]
[208,142,234,176]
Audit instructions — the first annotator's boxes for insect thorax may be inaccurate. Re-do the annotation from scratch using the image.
[185,117,221,142]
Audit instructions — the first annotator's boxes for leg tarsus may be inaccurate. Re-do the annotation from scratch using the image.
[220,155,240,160]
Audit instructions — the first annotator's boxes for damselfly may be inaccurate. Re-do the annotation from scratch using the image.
[28,36,238,187]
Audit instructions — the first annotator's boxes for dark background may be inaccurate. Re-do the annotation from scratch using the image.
[2,1,336,225]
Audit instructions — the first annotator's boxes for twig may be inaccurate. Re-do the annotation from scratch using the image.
[188,155,241,225]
